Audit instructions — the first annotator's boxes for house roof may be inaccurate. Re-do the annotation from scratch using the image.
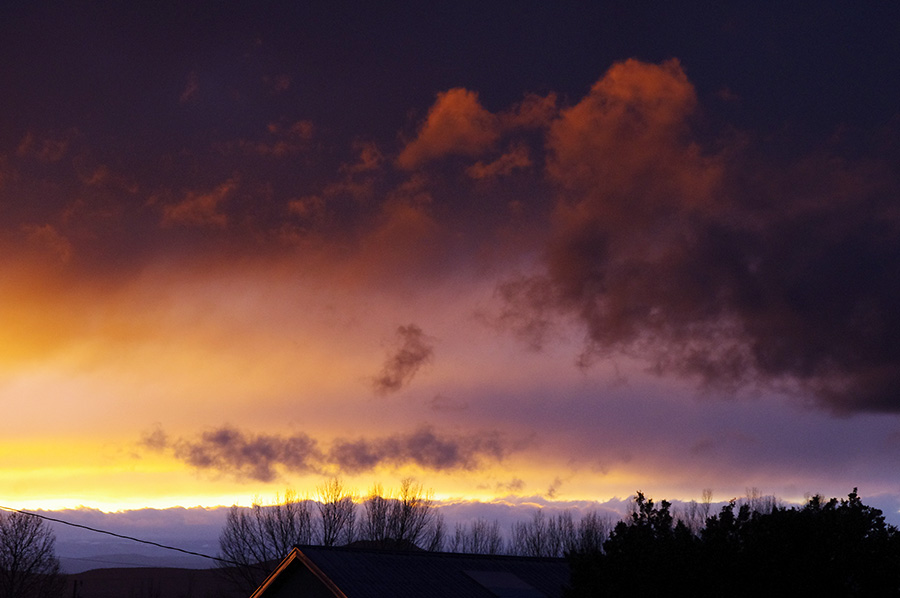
[250,545,571,598]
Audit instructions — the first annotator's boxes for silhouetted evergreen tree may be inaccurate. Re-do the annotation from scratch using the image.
[566,489,900,597]
[566,491,697,596]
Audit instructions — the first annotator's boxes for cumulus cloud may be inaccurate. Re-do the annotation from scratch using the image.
[216,121,314,157]
[372,324,435,394]
[397,88,499,169]
[16,131,72,162]
[143,425,510,481]
[341,141,384,174]
[499,92,558,130]
[499,58,900,413]
[466,144,532,180]
[547,58,719,211]
[161,178,238,228]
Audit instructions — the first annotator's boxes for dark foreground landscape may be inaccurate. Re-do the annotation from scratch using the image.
[52,489,900,598]
[63,566,248,598]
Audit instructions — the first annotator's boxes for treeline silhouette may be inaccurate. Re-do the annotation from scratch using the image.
[218,480,900,596]
[566,489,900,597]
[218,477,613,594]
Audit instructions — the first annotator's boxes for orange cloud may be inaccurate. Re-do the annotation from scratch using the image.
[499,92,559,130]
[341,141,384,174]
[16,131,71,162]
[22,224,73,264]
[161,178,238,228]
[547,58,722,223]
[466,144,532,179]
[221,120,314,157]
[397,88,499,169]
[346,175,441,281]
[497,58,732,379]
[287,194,326,220]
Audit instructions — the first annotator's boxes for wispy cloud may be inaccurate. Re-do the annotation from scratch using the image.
[466,144,532,180]
[16,130,73,162]
[160,178,238,228]
[372,324,435,395]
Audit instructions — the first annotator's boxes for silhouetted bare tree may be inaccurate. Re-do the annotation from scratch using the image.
[0,510,64,598]
[362,483,391,544]
[422,511,446,552]
[360,479,444,550]
[450,518,504,554]
[510,509,553,556]
[316,478,357,546]
[217,490,314,594]
[572,510,611,554]
[386,478,434,546]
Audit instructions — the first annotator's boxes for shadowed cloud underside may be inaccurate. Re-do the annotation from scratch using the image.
[2,2,900,513]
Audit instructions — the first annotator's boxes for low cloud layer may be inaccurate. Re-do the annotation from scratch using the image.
[143,425,510,482]
[372,324,434,395]
[329,426,507,473]
[173,428,322,482]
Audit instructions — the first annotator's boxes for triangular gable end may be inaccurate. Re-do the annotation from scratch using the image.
[249,547,348,598]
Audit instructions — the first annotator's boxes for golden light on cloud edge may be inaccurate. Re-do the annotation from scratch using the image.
[0,40,898,527]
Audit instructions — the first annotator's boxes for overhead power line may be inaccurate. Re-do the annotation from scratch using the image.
[0,505,267,571]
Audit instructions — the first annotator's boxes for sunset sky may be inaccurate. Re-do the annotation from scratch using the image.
[3,1,900,531]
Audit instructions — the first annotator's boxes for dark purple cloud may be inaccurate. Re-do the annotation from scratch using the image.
[498,59,900,413]
[172,427,322,483]
[143,425,510,481]
[329,426,508,473]
[372,324,434,395]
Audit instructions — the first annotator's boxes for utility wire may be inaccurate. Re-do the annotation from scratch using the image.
[0,505,269,571]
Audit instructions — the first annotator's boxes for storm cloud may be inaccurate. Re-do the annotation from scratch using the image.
[4,0,900,515]
[501,59,900,413]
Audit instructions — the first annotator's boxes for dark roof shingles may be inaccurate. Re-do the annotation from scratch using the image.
[297,546,570,598]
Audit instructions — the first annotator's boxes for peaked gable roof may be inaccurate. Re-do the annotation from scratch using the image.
[250,545,570,598]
